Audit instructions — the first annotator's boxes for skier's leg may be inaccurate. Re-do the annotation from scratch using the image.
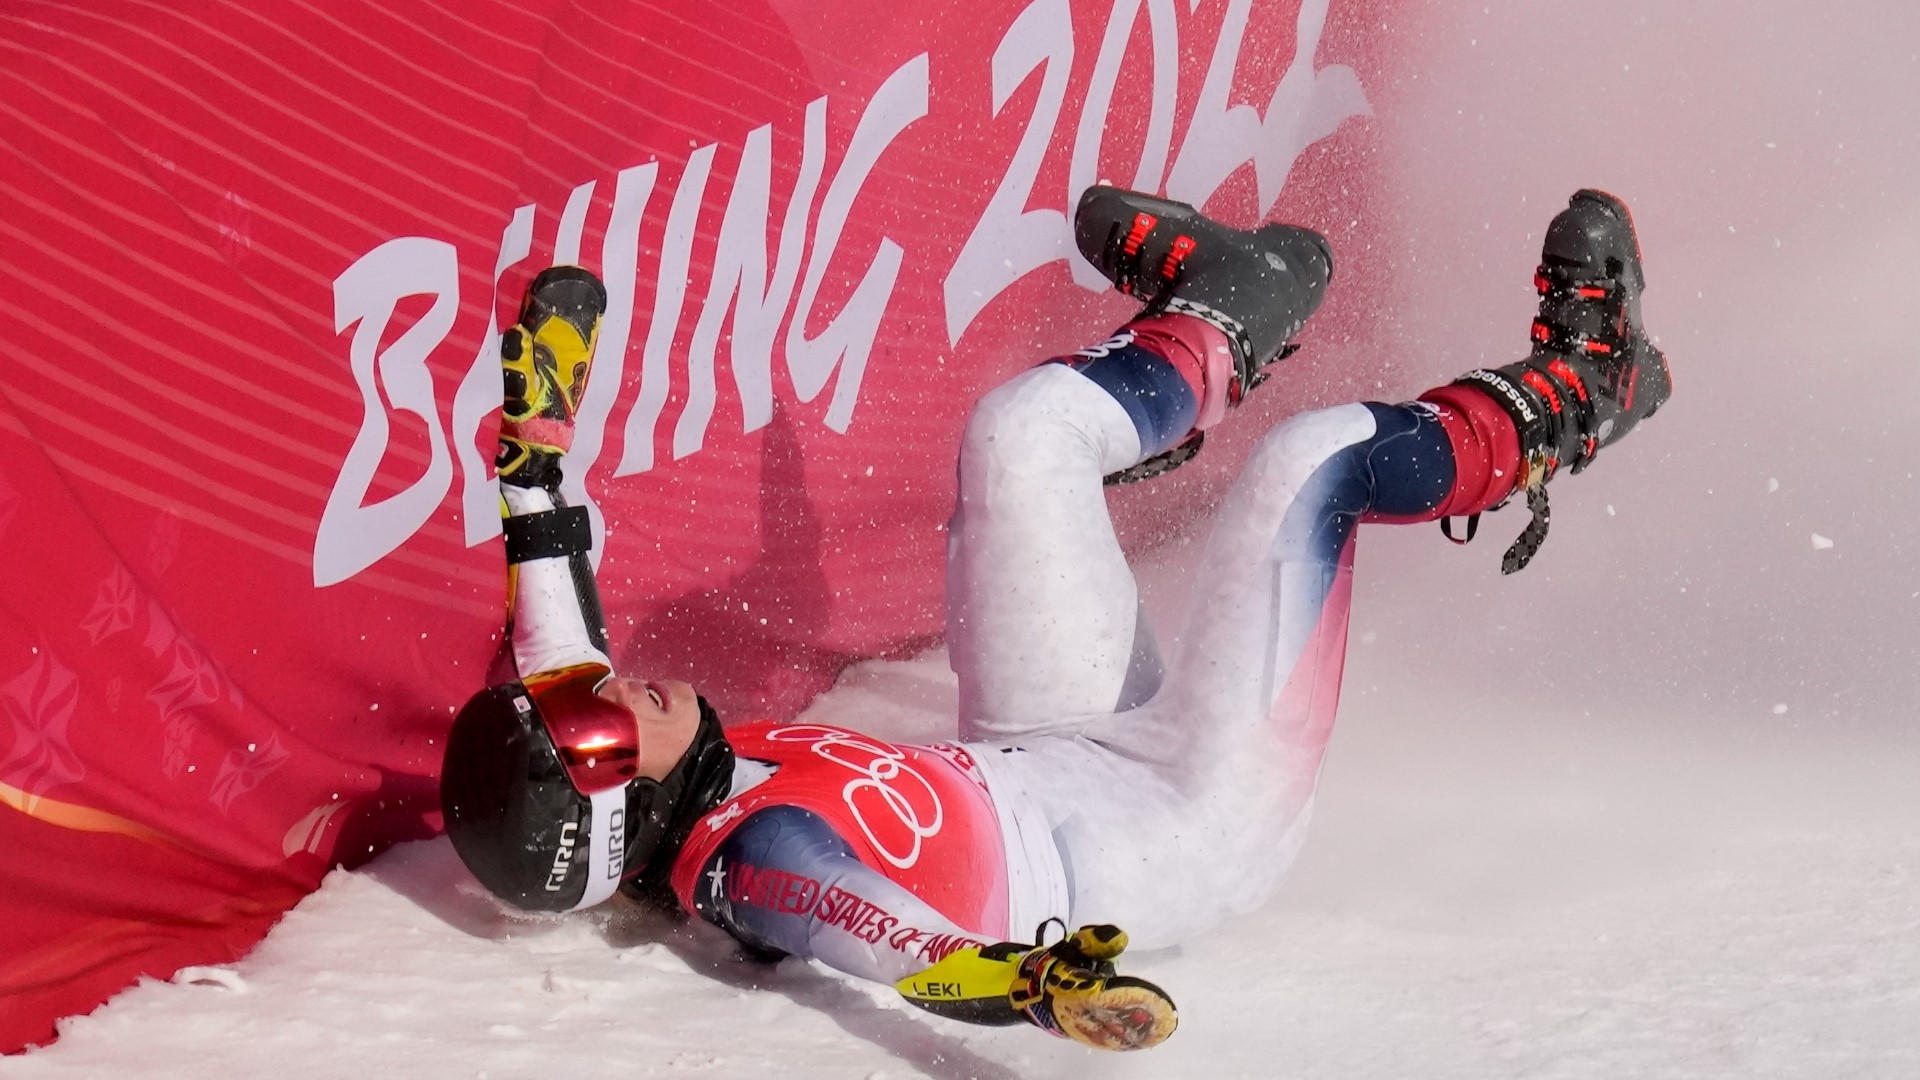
[1099,396,1509,777]
[1003,398,1507,943]
[1025,190,1672,943]
[951,187,1334,741]
[1111,187,1671,780]
[947,356,1174,741]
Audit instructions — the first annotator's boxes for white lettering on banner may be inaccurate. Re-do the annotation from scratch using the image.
[314,3,1372,586]
[941,0,1370,345]
[316,62,925,580]
[315,237,461,587]
[452,204,535,546]
[1066,0,1179,291]
[764,725,944,870]
[615,144,714,477]
[942,0,1075,345]
[553,180,597,266]
[785,54,929,433]
[560,163,656,561]
[674,115,821,460]
[1163,0,1369,212]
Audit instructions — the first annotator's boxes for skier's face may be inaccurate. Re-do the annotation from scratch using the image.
[596,676,703,782]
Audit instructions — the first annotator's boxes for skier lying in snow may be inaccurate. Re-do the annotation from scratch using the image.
[440,186,1672,1052]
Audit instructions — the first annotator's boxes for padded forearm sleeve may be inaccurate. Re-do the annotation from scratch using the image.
[500,484,610,675]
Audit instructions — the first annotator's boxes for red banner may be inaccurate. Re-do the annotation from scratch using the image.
[0,0,1394,1049]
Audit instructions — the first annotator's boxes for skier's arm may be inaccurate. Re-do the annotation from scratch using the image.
[693,806,1178,1050]
[500,483,610,677]
[494,267,612,678]
[689,805,990,986]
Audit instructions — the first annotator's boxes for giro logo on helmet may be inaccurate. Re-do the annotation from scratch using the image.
[545,820,579,892]
[604,809,625,882]
[764,726,944,870]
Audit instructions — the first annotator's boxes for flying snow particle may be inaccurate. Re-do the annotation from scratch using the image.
[1606,504,1616,517]
[1811,534,1834,550]
[1767,477,1780,493]
[1772,703,1789,715]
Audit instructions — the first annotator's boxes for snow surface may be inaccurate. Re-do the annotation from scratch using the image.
[14,0,1920,1075]
[10,537,1918,1079]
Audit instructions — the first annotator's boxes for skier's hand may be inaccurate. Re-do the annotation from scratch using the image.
[895,924,1177,1051]
[497,266,606,489]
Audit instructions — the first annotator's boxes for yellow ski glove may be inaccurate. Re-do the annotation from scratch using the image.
[896,924,1177,1051]
[497,265,605,489]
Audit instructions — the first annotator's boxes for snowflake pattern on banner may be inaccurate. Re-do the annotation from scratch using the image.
[142,597,239,782]
[0,641,85,799]
[80,564,140,647]
[209,732,292,813]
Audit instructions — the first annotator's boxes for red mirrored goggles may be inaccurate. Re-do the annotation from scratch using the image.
[519,664,640,796]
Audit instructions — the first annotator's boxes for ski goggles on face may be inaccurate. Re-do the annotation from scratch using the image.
[519,663,641,796]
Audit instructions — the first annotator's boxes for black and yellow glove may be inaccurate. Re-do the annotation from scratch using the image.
[896,924,1177,1051]
[497,265,606,489]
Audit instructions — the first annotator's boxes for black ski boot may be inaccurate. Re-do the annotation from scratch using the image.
[1076,185,1334,401]
[1073,186,1335,482]
[1454,189,1673,572]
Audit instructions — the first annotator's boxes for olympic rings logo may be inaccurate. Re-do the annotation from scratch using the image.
[766,725,944,869]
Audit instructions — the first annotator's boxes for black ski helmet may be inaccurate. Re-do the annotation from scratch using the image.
[440,665,734,913]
